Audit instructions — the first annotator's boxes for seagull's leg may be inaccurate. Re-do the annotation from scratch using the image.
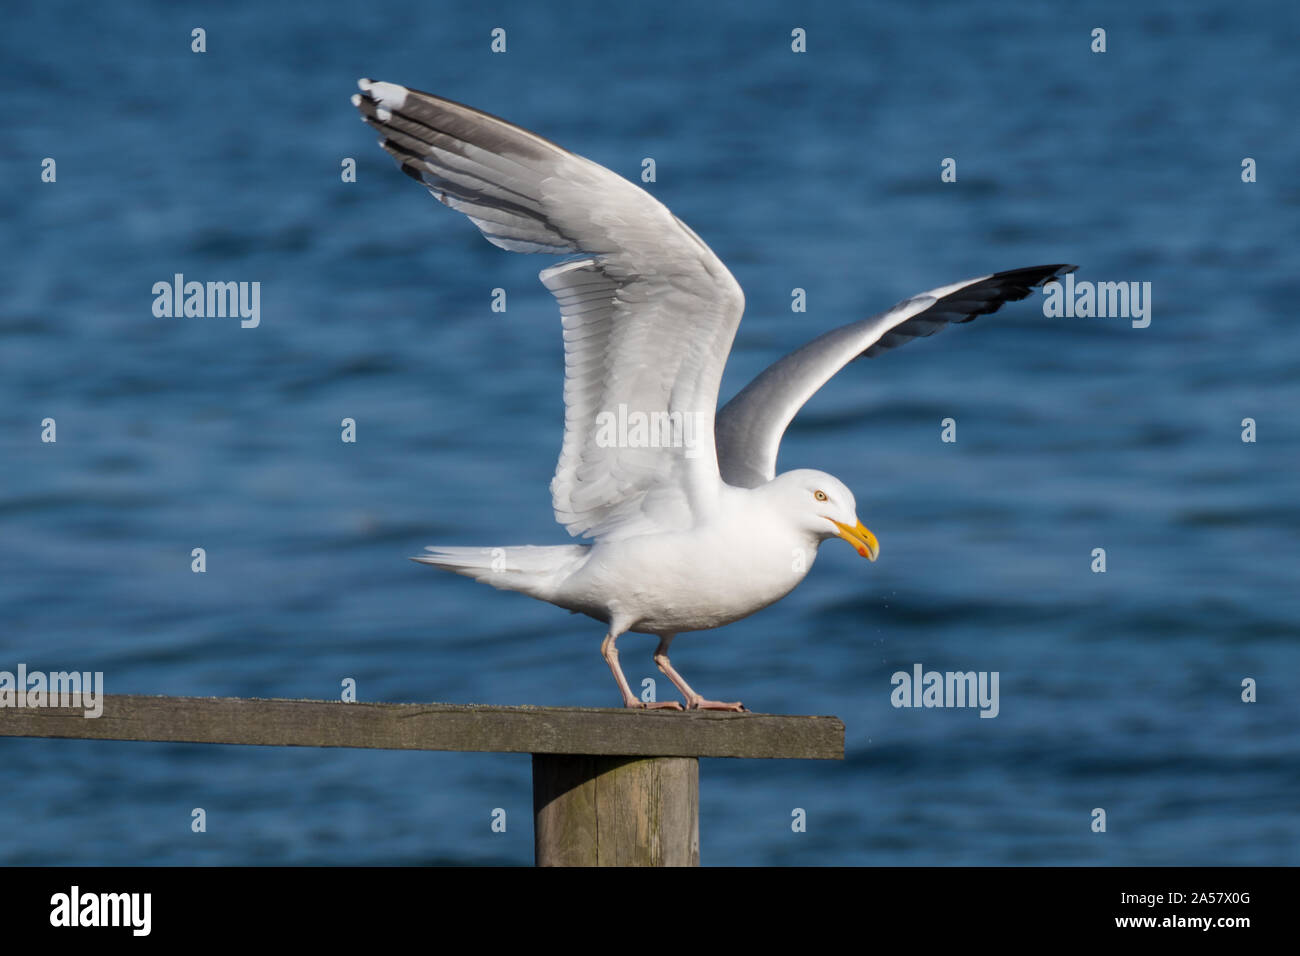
[602,629,682,710]
[653,635,745,712]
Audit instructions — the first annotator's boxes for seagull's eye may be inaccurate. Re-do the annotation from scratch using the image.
[814,490,828,502]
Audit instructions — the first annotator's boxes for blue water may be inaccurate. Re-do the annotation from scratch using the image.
[2,0,1297,865]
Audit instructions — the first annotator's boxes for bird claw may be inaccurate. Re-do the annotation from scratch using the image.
[625,699,685,711]
[686,698,746,712]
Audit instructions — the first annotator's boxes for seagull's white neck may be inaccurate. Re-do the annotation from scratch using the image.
[714,480,825,553]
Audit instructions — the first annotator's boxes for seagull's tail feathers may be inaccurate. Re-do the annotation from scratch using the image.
[413,545,589,603]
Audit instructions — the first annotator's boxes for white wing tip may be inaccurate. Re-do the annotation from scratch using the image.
[356,78,409,112]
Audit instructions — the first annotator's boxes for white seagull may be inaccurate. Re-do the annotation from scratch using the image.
[352,79,1075,711]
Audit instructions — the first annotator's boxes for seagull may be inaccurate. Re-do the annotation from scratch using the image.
[352,79,1075,711]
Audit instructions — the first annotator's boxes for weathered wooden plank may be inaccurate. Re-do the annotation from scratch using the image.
[533,755,699,866]
[0,695,844,760]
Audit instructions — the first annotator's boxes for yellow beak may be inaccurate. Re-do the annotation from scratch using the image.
[832,518,879,561]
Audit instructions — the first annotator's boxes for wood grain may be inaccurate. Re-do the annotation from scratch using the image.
[533,755,699,866]
[0,694,844,759]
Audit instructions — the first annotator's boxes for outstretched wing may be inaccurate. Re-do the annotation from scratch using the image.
[353,80,745,539]
[715,265,1076,488]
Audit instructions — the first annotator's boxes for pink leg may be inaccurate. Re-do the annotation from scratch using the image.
[602,631,682,710]
[653,635,745,712]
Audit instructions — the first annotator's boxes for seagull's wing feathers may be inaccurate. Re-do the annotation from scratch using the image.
[353,81,744,539]
[715,264,1076,487]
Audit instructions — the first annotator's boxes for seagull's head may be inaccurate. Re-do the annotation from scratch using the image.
[768,469,879,561]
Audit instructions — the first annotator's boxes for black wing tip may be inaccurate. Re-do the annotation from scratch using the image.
[351,77,567,164]
[999,263,1078,280]
[1013,262,1077,283]
[861,263,1081,358]
[988,263,1079,298]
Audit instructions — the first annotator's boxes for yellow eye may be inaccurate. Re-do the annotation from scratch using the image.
[814,490,828,502]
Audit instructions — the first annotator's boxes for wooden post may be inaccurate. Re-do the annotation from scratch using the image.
[533,755,699,866]
[0,694,843,866]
